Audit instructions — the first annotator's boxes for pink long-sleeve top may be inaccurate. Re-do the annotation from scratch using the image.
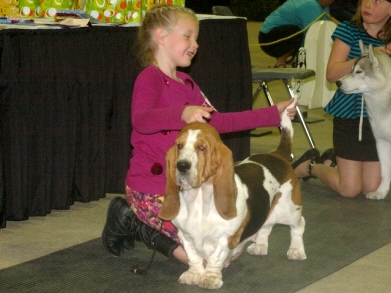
[125,66,281,195]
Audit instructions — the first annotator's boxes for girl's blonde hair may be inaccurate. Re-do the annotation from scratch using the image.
[352,0,391,43]
[136,5,198,67]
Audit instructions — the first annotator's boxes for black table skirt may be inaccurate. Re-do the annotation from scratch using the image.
[0,18,252,228]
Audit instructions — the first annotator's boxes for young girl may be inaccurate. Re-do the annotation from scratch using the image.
[293,0,391,198]
[102,5,296,265]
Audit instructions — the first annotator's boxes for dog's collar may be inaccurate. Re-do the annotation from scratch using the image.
[351,54,368,72]
[357,54,369,61]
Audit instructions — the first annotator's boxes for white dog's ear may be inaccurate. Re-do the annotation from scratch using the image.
[159,146,180,220]
[368,44,379,67]
[213,143,238,220]
[359,39,366,54]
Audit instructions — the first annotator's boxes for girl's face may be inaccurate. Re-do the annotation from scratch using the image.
[361,0,391,25]
[160,16,199,68]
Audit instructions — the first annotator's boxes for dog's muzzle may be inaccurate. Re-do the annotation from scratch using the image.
[176,160,194,190]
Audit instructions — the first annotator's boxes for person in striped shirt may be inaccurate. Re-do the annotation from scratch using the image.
[293,0,391,198]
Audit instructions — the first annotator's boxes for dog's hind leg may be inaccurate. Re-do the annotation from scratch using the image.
[287,216,306,260]
[367,139,391,200]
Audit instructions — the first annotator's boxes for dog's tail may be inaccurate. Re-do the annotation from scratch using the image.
[273,101,294,161]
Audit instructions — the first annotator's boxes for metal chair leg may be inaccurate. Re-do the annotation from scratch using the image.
[251,82,273,137]
[260,81,275,107]
[283,80,316,149]
[252,84,263,105]
[253,79,317,150]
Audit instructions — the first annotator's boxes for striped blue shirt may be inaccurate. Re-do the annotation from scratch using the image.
[325,21,385,118]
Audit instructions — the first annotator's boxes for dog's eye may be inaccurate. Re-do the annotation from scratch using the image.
[355,70,362,74]
[177,143,183,150]
[197,145,206,152]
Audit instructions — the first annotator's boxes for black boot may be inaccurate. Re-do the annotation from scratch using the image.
[130,223,180,275]
[102,196,136,257]
[102,196,179,260]
[135,221,179,260]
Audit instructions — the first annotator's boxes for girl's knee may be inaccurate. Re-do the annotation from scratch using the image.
[362,182,381,196]
[340,192,360,198]
[339,188,361,198]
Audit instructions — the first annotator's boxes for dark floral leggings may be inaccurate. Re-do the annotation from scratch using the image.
[125,186,180,243]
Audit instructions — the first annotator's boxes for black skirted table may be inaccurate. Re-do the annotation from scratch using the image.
[0,17,252,228]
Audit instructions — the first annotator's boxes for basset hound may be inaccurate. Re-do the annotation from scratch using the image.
[159,110,306,290]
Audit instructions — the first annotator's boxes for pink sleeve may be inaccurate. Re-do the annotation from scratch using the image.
[131,69,187,134]
[186,79,281,133]
[132,67,280,134]
[209,106,280,134]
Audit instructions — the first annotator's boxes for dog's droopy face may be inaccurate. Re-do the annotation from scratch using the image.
[161,122,238,222]
[175,128,204,189]
[167,122,224,190]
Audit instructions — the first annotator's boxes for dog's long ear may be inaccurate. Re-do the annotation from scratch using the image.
[159,145,180,220]
[368,44,379,67]
[213,142,238,220]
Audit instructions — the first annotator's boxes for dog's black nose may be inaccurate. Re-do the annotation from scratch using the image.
[335,80,342,88]
[177,161,191,173]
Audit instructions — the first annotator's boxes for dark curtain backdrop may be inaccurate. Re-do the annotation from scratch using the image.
[0,18,252,228]
[186,0,231,14]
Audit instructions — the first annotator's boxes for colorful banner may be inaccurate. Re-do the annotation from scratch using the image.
[19,0,40,18]
[39,0,76,18]
[1,0,184,20]
[85,0,130,23]
[86,0,185,24]
[1,0,20,17]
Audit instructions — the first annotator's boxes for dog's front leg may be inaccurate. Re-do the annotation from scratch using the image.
[198,239,229,290]
[178,237,204,286]
[367,139,391,200]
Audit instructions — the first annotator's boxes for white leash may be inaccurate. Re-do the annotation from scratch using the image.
[359,95,364,142]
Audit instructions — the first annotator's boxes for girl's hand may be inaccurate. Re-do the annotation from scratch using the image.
[386,43,391,55]
[276,99,296,120]
[181,106,214,124]
[375,43,391,55]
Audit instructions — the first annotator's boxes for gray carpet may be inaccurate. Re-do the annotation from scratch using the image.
[1,180,391,293]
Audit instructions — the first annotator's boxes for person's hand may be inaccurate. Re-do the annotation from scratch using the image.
[384,43,391,55]
[276,99,296,120]
[181,106,214,124]
[374,44,391,55]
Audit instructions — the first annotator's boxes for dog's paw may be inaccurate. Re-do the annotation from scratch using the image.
[287,247,306,261]
[178,270,202,286]
[366,191,387,200]
[246,243,268,255]
[198,274,223,290]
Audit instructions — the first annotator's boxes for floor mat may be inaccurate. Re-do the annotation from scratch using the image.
[1,180,391,293]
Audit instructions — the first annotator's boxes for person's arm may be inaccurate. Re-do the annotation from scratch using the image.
[209,106,281,134]
[131,72,187,134]
[326,38,357,83]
